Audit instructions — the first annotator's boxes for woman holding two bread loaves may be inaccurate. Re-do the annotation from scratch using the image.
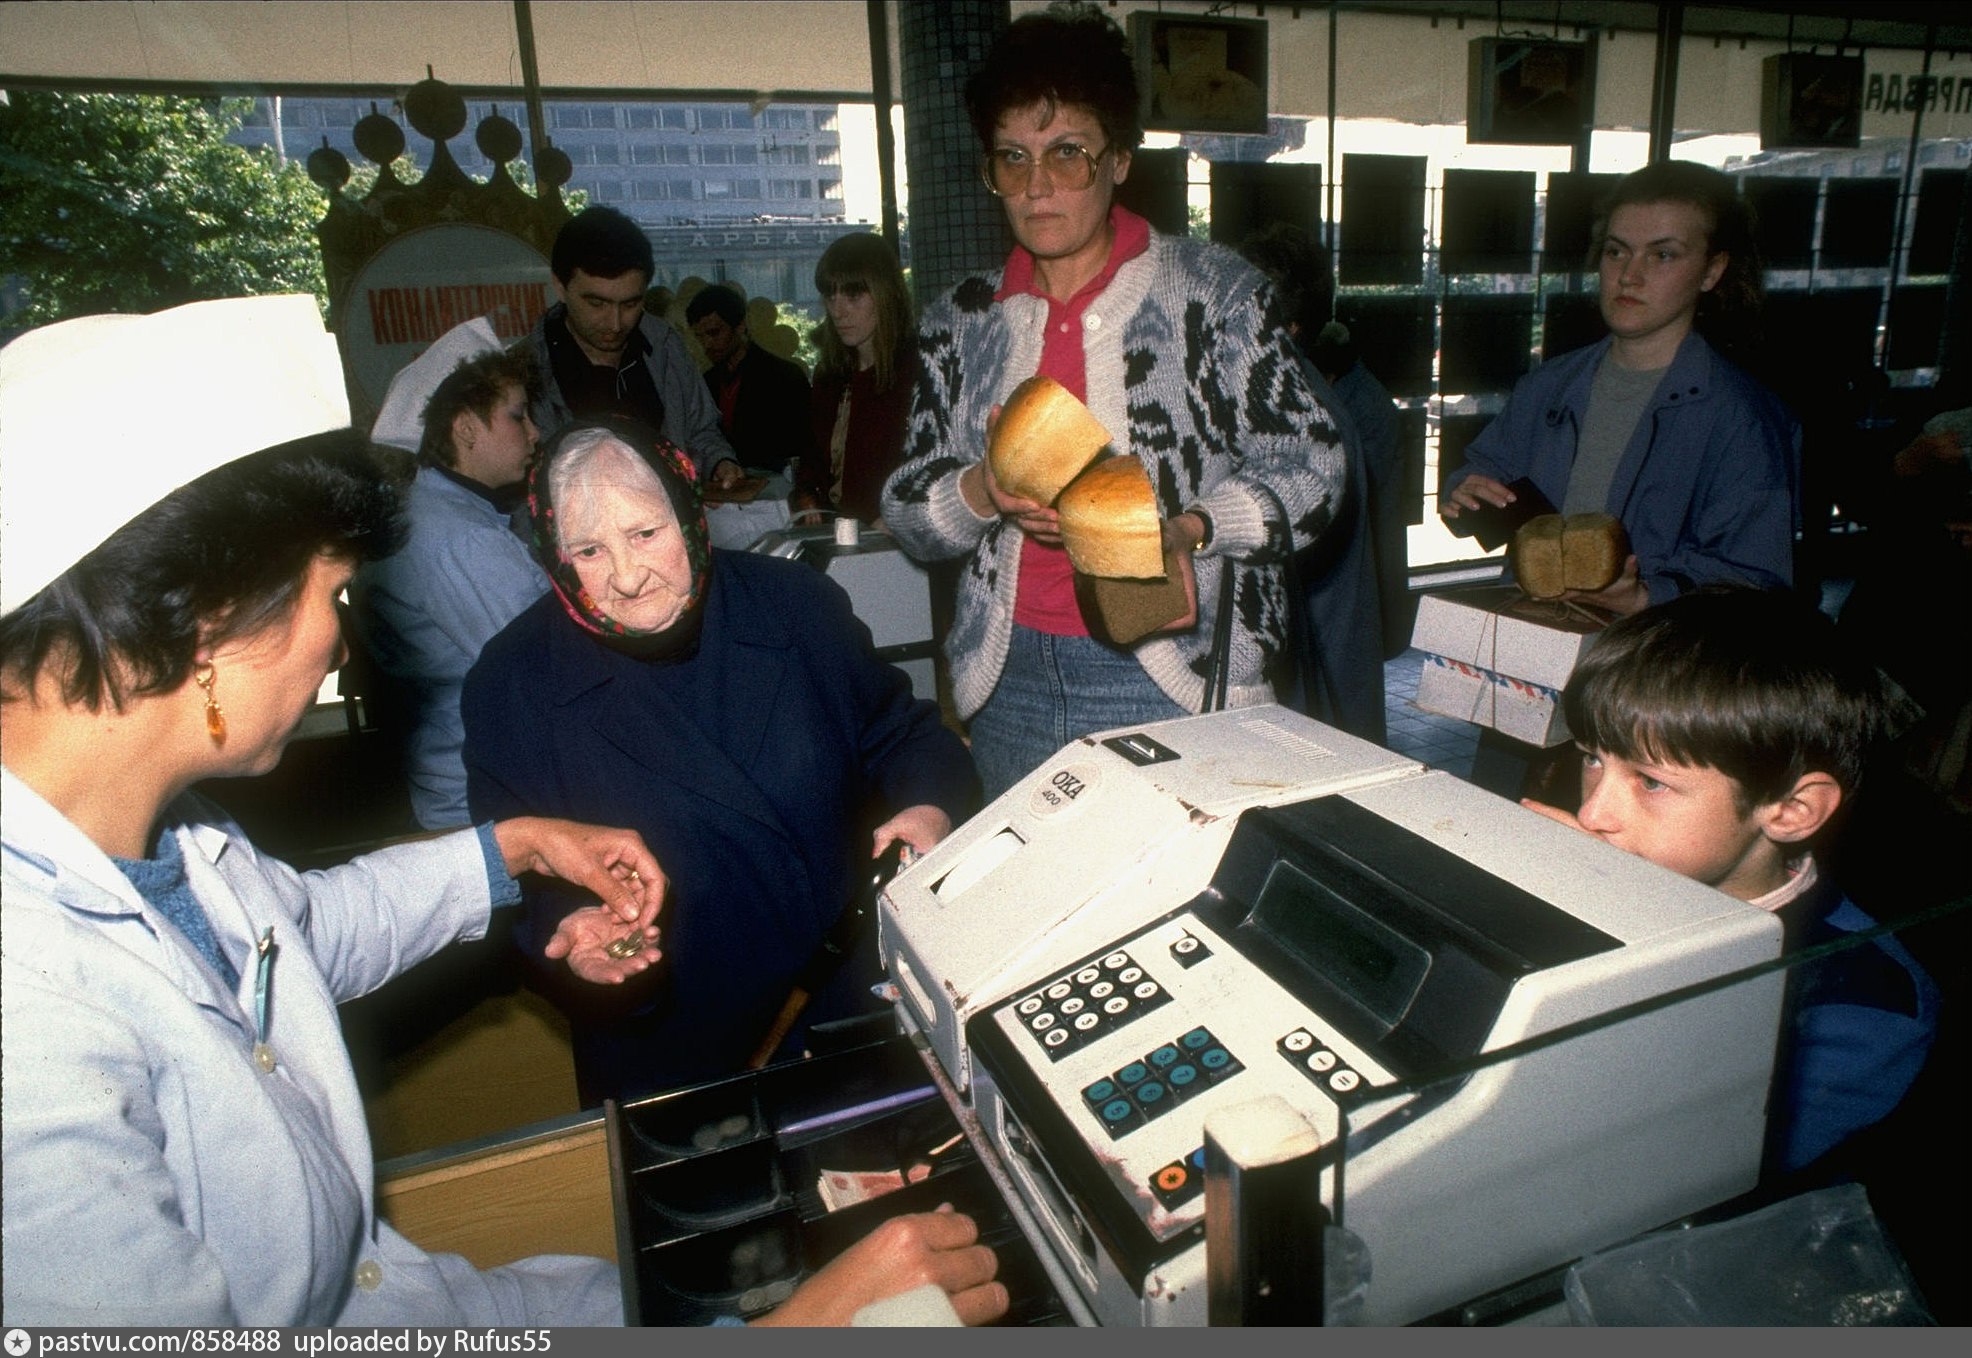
[1440,161,1798,614]
[880,4,1347,798]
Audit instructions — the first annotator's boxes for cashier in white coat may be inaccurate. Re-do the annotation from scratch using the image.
[0,297,1007,1328]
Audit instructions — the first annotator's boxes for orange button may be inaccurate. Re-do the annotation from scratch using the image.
[1156,1164,1188,1191]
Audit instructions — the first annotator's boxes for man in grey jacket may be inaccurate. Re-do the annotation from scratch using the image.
[528,206,742,487]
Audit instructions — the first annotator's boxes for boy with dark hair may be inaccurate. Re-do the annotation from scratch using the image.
[528,206,740,485]
[1527,586,1939,1179]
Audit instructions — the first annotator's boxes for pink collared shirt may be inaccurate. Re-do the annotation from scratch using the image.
[997,205,1152,635]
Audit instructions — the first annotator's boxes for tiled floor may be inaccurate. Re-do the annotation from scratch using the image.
[1383,647,1479,780]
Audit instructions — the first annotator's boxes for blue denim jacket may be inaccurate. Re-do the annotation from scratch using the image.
[1442,333,1799,606]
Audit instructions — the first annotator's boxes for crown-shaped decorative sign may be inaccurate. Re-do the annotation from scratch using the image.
[305,71,572,420]
[305,70,572,334]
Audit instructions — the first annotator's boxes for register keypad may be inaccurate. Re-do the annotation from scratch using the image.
[1082,1026,1244,1140]
[1016,948,1168,1061]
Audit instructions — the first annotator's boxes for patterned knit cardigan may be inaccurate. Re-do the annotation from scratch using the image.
[880,229,1347,720]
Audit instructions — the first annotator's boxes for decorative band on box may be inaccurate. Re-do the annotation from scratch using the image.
[1416,652,1568,745]
[1499,673,1558,703]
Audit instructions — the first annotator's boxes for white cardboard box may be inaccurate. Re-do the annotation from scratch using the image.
[1410,585,1610,691]
[1409,586,1613,747]
[1416,653,1571,747]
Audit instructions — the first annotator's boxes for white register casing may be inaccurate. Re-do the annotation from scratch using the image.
[880,707,1785,1326]
[749,524,937,702]
[878,706,1425,1092]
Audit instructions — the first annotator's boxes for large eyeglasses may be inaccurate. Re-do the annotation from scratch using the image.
[981,141,1111,196]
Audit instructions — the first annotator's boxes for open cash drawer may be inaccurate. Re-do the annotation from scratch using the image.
[606,1036,1071,1326]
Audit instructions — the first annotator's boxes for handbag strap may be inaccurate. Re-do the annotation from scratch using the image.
[1203,560,1237,713]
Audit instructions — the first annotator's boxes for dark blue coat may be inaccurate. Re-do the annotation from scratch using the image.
[462,550,978,1101]
[1290,358,1386,745]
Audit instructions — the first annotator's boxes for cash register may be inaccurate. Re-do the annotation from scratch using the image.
[879,706,1785,1325]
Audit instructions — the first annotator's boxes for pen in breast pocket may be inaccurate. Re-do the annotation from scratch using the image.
[251,927,277,1072]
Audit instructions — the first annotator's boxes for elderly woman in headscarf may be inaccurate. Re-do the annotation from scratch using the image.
[0,298,1004,1328]
[462,418,980,1104]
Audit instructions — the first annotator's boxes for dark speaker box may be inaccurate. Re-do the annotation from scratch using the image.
[1760,53,1863,150]
[1467,38,1591,146]
[1208,161,1322,247]
[1114,147,1190,238]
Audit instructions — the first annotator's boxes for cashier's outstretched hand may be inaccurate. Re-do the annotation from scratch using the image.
[753,1206,1008,1327]
[492,816,666,983]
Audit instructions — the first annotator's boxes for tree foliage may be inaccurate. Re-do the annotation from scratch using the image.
[0,92,328,330]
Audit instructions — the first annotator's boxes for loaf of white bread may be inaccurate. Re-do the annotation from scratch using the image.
[1056,457,1167,579]
[1510,513,1630,599]
[988,375,1112,506]
[986,376,1167,579]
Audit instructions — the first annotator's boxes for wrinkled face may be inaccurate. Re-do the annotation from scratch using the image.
[993,101,1130,266]
[557,268,649,361]
[824,281,878,357]
[1574,746,1772,899]
[1597,201,1727,350]
[558,451,695,633]
[453,381,538,490]
[690,312,746,369]
[207,553,353,778]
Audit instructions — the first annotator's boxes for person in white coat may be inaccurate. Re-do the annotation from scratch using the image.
[0,297,1007,1328]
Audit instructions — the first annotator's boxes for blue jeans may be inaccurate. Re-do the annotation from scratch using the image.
[968,625,1188,801]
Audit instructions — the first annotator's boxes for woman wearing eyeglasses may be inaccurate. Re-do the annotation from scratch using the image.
[880,3,1347,799]
[793,232,919,527]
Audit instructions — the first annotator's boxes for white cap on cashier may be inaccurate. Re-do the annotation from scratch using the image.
[368,316,506,454]
[0,294,349,616]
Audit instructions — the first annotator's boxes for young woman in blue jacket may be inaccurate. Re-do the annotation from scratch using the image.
[1441,161,1798,614]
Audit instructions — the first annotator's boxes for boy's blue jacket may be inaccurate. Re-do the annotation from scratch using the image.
[1768,879,1940,1176]
[1441,332,1799,606]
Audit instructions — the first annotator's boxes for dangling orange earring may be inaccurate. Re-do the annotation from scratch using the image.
[194,663,226,746]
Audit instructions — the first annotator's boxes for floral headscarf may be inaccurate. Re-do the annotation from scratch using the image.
[526,417,713,661]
